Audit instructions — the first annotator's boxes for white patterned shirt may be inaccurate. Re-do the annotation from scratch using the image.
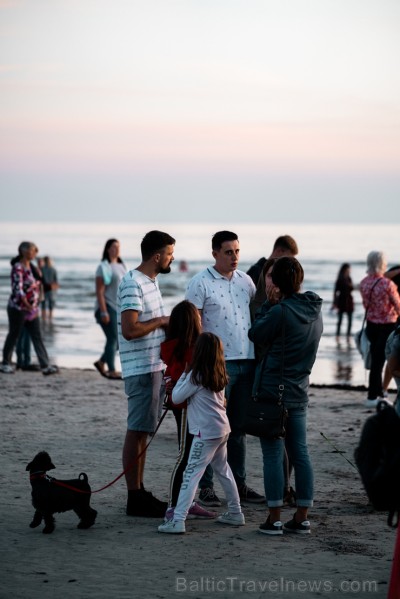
[185,266,255,360]
[117,269,166,378]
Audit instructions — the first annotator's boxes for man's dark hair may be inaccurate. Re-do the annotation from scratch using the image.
[141,230,175,261]
[211,230,238,251]
[273,235,298,255]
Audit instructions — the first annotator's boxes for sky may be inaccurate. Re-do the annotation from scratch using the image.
[0,0,399,223]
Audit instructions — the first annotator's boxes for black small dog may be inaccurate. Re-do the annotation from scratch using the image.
[26,451,97,534]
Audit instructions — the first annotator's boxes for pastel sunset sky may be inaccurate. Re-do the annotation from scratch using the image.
[1,0,399,222]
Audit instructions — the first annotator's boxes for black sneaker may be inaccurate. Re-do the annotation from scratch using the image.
[126,489,167,518]
[198,488,222,507]
[283,513,311,534]
[259,516,283,536]
[238,484,265,504]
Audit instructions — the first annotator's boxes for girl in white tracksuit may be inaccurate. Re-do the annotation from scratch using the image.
[158,332,244,534]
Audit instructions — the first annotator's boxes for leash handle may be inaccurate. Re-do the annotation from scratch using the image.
[43,408,170,495]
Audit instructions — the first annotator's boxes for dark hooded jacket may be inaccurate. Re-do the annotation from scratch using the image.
[248,291,323,406]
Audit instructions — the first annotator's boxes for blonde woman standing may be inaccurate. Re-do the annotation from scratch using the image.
[359,251,400,407]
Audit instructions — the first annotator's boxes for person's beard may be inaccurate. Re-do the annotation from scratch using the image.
[158,264,171,274]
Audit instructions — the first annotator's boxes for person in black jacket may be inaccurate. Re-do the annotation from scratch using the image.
[248,257,323,536]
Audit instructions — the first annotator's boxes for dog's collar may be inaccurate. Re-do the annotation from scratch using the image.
[29,472,55,482]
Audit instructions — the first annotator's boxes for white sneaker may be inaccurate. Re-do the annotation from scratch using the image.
[216,512,245,526]
[158,520,185,534]
[0,364,14,374]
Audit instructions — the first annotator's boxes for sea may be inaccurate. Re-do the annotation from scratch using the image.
[0,221,398,388]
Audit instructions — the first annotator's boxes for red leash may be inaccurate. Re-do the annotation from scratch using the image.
[31,408,170,495]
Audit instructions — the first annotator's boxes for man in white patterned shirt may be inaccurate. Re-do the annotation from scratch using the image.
[185,230,265,506]
[118,230,175,518]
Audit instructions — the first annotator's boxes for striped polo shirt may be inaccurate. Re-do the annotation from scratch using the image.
[117,269,166,378]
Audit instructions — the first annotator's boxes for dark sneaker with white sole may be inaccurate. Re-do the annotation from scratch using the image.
[238,484,265,504]
[283,513,311,534]
[259,517,283,535]
[198,488,222,507]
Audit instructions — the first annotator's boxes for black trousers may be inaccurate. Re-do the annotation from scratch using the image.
[366,321,396,399]
[2,306,49,368]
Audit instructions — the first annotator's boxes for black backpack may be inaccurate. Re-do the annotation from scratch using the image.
[354,401,400,527]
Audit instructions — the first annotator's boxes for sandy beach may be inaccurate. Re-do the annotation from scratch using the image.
[0,368,395,599]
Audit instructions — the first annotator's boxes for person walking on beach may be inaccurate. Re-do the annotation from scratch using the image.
[249,234,299,317]
[94,239,127,379]
[158,333,245,534]
[332,263,354,343]
[185,230,265,506]
[161,300,218,522]
[41,256,59,320]
[359,251,400,407]
[248,257,323,535]
[0,242,58,375]
[118,230,175,518]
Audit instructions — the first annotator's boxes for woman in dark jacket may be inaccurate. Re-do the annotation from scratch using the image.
[248,257,323,536]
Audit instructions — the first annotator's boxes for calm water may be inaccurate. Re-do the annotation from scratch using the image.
[0,221,399,388]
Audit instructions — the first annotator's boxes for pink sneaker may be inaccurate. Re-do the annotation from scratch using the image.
[187,502,217,520]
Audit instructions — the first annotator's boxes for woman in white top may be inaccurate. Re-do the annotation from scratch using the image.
[158,332,245,534]
[94,239,127,379]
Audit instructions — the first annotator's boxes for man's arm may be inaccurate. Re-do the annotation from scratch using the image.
[121,310,169,340]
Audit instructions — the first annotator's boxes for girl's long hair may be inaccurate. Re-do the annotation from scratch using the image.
[190,332,228,392]
[166,300,201,362]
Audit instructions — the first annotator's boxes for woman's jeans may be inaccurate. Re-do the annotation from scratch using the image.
[2,306,49,368]
[259,405,313,508]
[366,321,396,399]
[95,305,118,371]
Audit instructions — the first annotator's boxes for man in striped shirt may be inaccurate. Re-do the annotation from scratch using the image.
[118,230,175,518]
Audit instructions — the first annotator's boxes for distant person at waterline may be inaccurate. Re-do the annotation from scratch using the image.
[359,251,400,408]
[0,242,58,375]
[41,256,59,320]
[94,239,127,380]
[332,263,354,343]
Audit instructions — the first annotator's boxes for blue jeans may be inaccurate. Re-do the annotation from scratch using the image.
[95,305,118,371]
[200,359,255,489]
[259,406,313,508]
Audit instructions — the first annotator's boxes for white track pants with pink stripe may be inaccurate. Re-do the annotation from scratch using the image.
[173,433,242,522]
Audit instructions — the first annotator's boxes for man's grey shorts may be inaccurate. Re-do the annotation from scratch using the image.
[125,371,165,433]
